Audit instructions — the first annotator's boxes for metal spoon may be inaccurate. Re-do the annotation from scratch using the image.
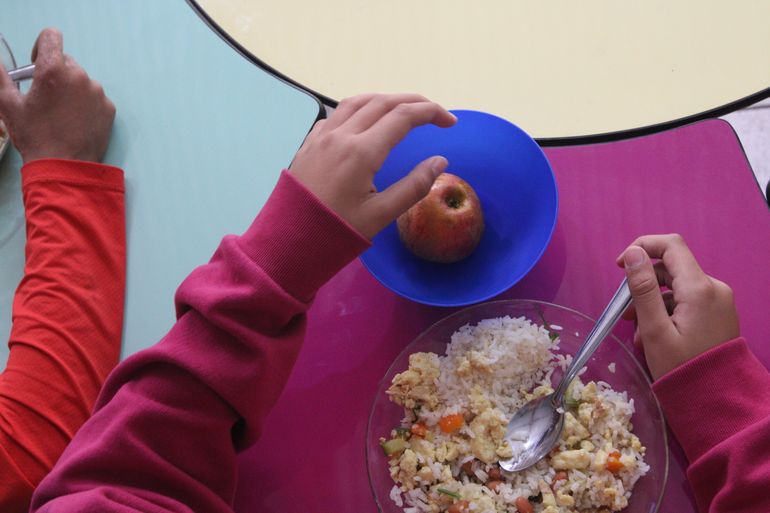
[499,278,632,472]
[8,63,35,82]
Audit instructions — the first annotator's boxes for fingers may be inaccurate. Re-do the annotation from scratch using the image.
[622,262,673,320]
[621,305,636,321]
[322,94,377,132]
[365,155,449,233]
[628,234,704,283]
[310,118,326,133]
[621,245,675,343]
[364,101,457,153]
[661,290,675,315]
[31,28,64,70]
[653,261,674,289]
[305,119,328,146]
[343,93,430,133]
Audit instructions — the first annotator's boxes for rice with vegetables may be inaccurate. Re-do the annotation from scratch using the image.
[381,316,648,513]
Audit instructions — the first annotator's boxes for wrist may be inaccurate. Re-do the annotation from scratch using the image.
[23,151,100,164]
[236,171,370,301]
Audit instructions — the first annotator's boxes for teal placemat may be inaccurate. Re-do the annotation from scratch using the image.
[0,0,320,364]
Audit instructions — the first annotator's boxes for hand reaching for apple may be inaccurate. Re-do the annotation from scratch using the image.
[289,93,457,240]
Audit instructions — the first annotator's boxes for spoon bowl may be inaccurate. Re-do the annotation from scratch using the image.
[499,393,564,471]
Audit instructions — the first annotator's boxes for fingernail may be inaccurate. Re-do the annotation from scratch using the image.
[430,156,448,178]
[624,246,646,269]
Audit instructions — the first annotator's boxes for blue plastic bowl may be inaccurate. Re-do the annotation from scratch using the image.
[360,110,558,307]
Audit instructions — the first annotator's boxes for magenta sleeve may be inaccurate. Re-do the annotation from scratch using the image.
[653,338,770,513]
[30,171,370,513]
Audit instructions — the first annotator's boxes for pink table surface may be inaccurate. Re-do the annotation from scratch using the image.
[233,119,770,512]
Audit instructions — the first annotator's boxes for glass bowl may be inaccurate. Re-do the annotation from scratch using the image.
[0,33,18,160]
[366,299,668,513]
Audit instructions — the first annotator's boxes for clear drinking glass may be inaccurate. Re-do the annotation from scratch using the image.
[0,32,23,249]
[0,33,18,71]
[0,33,16,157]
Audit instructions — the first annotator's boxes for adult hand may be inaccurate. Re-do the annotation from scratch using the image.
[289,93,457,239]
[0,28,116,163]
[617,234,739,380]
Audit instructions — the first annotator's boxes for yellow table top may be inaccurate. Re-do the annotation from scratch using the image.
[194,0,770,142]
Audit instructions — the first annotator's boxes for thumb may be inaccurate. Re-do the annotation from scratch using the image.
[622,245,673,343]
[369,155,448,226]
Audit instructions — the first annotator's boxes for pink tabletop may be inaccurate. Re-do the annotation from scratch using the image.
[233,119,770,511]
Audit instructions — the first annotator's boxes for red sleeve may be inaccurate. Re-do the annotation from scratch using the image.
[0,159,126,512]
[30,171,370,513]
[652,338,770,513]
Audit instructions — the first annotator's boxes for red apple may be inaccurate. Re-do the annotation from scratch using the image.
[397,172,484,263]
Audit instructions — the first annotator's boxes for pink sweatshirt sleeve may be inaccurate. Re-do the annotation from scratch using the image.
[29,171,370,513]
[652,338,770,513]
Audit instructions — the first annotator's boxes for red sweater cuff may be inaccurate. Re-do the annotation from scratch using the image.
[22,159,124,191]
[236,171,371,302]
[652,338,770,462]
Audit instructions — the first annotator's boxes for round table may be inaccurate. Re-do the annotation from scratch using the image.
[1,3,769,513]
[191,0,770,144]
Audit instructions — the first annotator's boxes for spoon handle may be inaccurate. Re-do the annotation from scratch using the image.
[8,63,35,82]
[552,278,632,404]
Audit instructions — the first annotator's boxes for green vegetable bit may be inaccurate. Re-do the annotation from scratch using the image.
[380,438,408,457]
[436,487,462,499]
[394,427,410,437]
[548,331,559,342]
[564,394,581,410]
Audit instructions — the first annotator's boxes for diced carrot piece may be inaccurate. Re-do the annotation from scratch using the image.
[487,480,503,492]
[438,413,464,433]
[552,471,568,484]
[606,451,624,473]
[447,500,469,513]
[515,497,534,513]
[410,422,428,437]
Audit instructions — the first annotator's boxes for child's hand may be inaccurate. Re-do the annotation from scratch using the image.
[289,93,457,239]
[0,28,116,163]
[617,234,739,380]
